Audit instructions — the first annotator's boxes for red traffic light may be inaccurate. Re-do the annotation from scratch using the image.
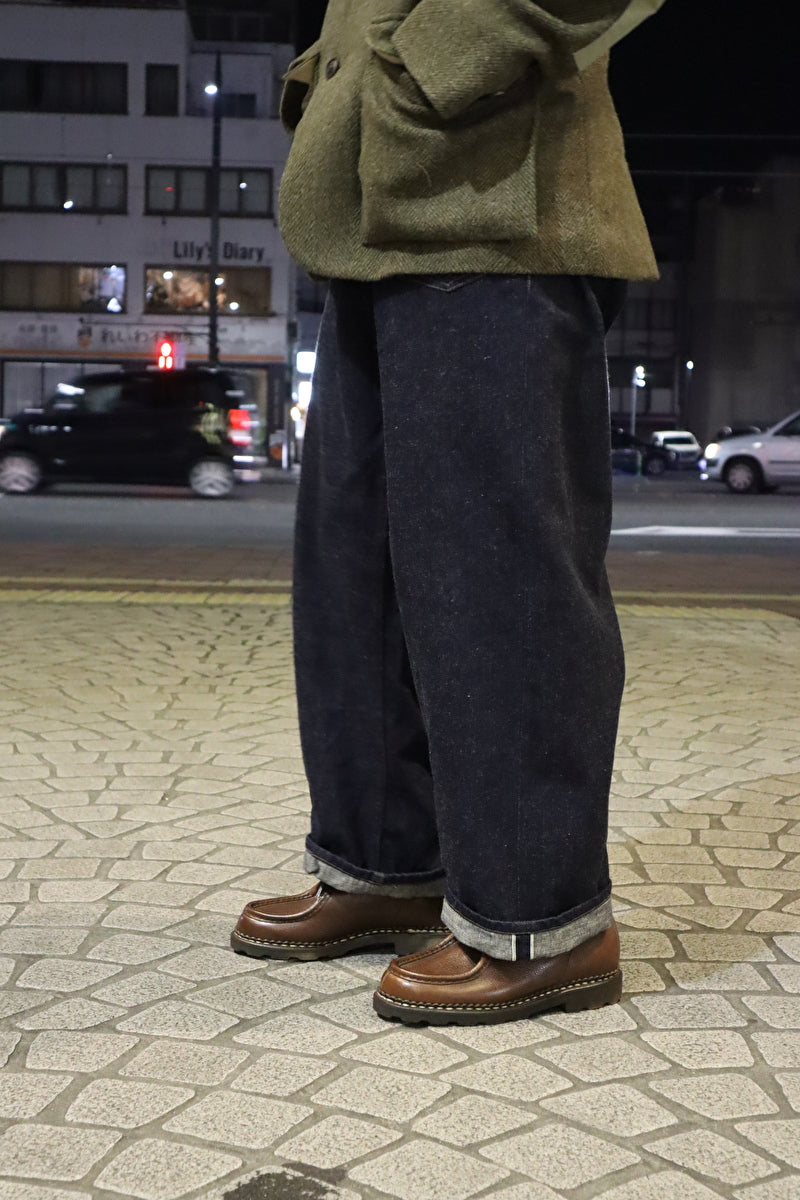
[157,340,174,370]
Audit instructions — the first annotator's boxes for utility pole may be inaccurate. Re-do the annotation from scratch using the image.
[207,51,222,366]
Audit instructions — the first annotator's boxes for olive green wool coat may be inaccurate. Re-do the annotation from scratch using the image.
[278,1,666,281]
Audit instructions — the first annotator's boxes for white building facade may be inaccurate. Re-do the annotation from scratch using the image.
[0,0,294,427]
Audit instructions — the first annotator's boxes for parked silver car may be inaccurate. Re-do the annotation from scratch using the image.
[700,410,800,493]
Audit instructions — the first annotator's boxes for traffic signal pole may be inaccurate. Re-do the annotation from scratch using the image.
[208,51,222,367]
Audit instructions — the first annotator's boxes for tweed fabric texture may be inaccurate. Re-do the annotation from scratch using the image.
[278,0,666,281]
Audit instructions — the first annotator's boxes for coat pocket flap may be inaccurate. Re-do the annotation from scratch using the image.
[280,44,321,133]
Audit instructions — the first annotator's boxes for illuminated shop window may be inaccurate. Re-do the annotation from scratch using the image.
[144,267,271,317]
[0,263,126,313]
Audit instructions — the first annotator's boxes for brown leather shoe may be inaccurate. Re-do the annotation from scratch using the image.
[373,924,622,1025]
[230,883,446,961]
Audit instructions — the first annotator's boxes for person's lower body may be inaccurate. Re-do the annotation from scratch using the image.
[232,273,626,1023]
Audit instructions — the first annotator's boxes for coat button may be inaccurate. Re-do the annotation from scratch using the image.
[325,58,341,79]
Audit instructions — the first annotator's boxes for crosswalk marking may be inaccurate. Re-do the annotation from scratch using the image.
[612,525,800,539]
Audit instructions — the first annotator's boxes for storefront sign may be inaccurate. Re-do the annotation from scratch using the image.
[172,240,267,264]
[0,313,287,362]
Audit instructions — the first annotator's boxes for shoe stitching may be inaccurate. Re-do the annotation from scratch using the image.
[375,969,620,1012]
[234,926,447,947]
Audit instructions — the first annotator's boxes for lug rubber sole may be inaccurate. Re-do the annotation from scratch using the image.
[230,928,446,962]
[373,968,623,1026]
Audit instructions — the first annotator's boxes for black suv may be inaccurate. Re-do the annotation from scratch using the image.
[0,368,261,498]
[611,427,672,477]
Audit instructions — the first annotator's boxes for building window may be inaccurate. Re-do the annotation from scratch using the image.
[146,167,207,215]
[0,61,127,115]
[145,64,179,116]
[144,267,270,317]
[220,169,272,217]
[0,263,126,313]
[145,166,273,217]
[219,93,257,119]
[0,163,127,213]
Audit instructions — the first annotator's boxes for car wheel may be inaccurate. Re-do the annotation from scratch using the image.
[644,456,666,477]
[0,452,43,494]
[724,459,762,495]
[188,458,234,498]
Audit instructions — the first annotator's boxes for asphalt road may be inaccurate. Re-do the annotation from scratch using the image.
[1,472,798,612]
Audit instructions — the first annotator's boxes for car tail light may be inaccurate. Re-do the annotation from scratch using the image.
[228,408,253,447]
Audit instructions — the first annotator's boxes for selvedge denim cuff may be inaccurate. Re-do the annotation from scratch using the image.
[305,848,613,961]
[442,896,615,963]
[303,849,446,899]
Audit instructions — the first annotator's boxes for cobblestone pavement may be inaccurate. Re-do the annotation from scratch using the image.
[1,591,800,1200]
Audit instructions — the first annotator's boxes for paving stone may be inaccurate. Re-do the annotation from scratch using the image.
[618,931,675,958]
[0,989,54,1019]
[107,860,166,880]
[340,1031,468,1075]
[733,1179,800,1200]
[350,1138,509,1200]
[743,996,800,1028]
[0,1184,93,1200]
[119,1040,249,1085]
[0,929,90,960]
[228,1050,335,1097]
[93,1138,240,1200]
[154,946,263,982]
[443,1054,571,1101]
[17,997,125,1030]
[480,1123,640,1189]
[87,933,190,964]
[775,936,800,962]
[411,1096,532,1146]
[752,1034,800,1068]
[0,957,13,986]
[232,1013,358,1055]
[15,958,122,992]
[668,905,742,929]
[535,1035,670,1082]
[101,905,190,932]
[0,1125,121,1182]
[435,1028,558,1061]
[667,963,770,991]
[25,1030,139,1072]
[631,993,747,1028]
[736,1120,800,1169]
[276,1114,401,1168]
[116,999,237,1039]
[163,1090,310,1148]
[650,1074,780,1119]
[541,1006,637,1035]
[0,1074,73,1119]
[65,1079,194,1127]
[645,1130,778,1185]
[309,994,388,1034]
[593,1170,734,1199]
[92,970,188,1006]
[678,934,775,961]
[622,961,667,992]
[268,961,366,994]
[190,975,309,1017]
[10,902,107,927]
[541,1082,678,1135]
[486,1186,564,1200]
[312,1066,450,1121]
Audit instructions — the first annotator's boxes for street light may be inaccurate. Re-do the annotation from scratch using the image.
[630,363,646,436]
[206,53,222,366]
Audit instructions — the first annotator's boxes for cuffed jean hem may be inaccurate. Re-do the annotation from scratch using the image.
[442,896,615,962]
[303,848,447,899]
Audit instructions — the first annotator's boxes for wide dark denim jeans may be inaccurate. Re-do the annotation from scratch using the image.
[293,274,626,961]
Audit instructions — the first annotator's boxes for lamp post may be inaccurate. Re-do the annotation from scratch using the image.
[630,364,646,436]
[205,53,222,366]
